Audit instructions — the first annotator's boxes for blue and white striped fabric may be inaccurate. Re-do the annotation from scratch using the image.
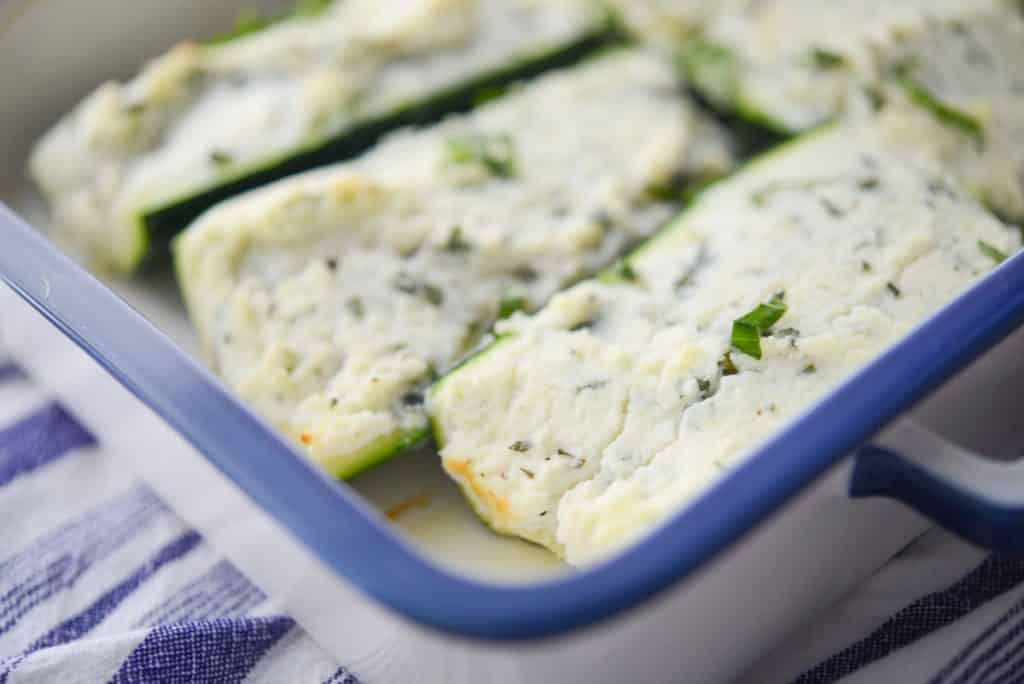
[0,360,357,684]
[2,354,1024,683]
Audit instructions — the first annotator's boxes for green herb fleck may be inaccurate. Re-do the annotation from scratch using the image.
[576,380,608,393]
[498,295,526,320]
[810,48,846,70]
[422,284,444,307]
[861,260,873,273]
[512,265,538,283]
[509,440,531,453]
[892,63,983,140]
[603,259,641,285]
[329,398,338,408]
[401,391,424,406]
[731,295,788,359]
[443,226,472,253]
[696,377,712,399]
[886,282,902,298]
[570,317,597,332]
[346,297,364,320]
[519,467,535,479]
[801,364,817,375]
[444,132,517,178]
[719,352,739,376]
[978,240,1008,264]
[209,150,233,166]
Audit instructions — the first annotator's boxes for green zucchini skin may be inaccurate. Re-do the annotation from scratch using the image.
[335,425,431,481]
[138,22,622,270]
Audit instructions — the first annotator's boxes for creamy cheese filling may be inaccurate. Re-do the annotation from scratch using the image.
[685,0,1020,133]
[175,50,735,477]
[29,0,602,271]
[869,8,1024,222]
[607,0,741,46]
[430,124,1020,566]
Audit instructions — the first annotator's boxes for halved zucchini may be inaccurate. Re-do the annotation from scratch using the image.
[429,123,1020,565]
[174,49,737,480]
[679,0,1022,135]
[30,0,618,273]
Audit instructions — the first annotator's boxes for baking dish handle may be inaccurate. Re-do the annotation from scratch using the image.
[851,419,1024,551]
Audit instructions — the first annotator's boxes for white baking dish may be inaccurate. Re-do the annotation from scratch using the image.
[4,2,1024,682]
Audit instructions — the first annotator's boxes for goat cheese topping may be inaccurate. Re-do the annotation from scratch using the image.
[175,50,735,477]
[29,0,603,271]
[430,124,1019,565]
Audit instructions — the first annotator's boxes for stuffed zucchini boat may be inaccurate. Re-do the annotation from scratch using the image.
[174,49,736,480]
[680,0,1020,131]
[29,0,615,273]
[429,123,1020,566]
[680,0,1024,221]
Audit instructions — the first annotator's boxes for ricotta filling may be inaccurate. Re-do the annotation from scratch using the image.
[175,50,735,477]
[29,0,602,271]
[430,124,1020,565]
[685,0,1020,132]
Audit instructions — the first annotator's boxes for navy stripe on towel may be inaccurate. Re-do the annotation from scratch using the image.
[323,666,360,684]
[0,364,25,384]
[0,531,202,683]
[0,402,95,488]
[934,593,1024,684]
[0,486,163,637]
[135,561,265,628]
[108,616,293,684]
[796,555,1024,684]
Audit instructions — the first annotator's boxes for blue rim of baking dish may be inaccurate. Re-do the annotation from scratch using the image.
[4,202,1024,641]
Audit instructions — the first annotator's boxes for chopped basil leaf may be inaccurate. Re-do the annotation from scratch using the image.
[732,295,788,359]
[444,132,517,178]
[978,240,1008,264]
[810,48,846,70]
[731,322,762,359]
[509,440,531,452]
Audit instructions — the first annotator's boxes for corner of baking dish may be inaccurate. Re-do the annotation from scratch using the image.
[3,203,1024,641]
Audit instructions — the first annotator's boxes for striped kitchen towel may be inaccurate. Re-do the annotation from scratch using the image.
[1,354,1024,684]
[0,359,356,684]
